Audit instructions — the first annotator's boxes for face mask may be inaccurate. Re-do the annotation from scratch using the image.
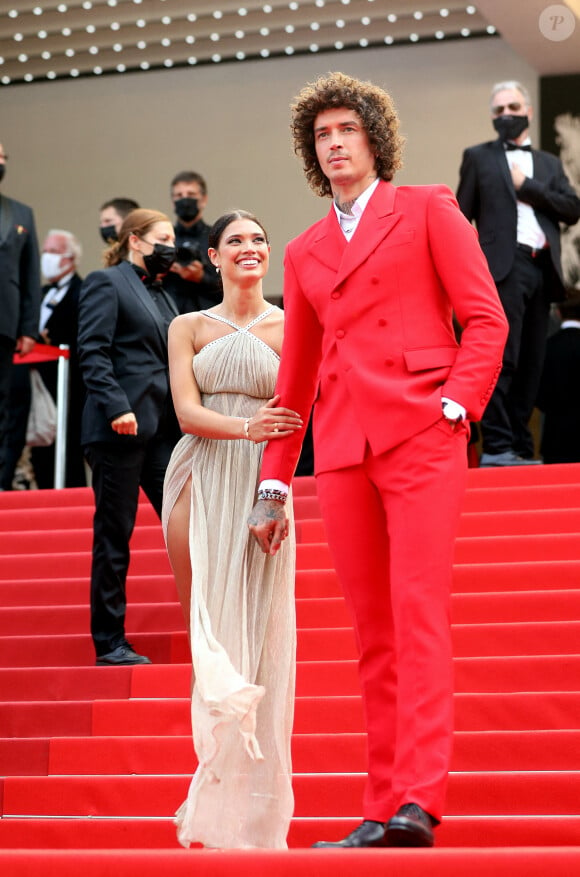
[174,197,199,223]
[493,115,529,143]
[41,252,67,282]
[0,164,5,183]
[142,243,177,277]
[100,225,118,244]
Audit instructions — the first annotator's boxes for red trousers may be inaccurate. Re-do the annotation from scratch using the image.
[315,417,469,822]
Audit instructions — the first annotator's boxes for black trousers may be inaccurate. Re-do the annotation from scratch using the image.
[481,248,552,458]
[85,432,175,657]
[0,353,31,491]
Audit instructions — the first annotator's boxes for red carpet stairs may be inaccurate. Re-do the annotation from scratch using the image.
[0,465,580,875]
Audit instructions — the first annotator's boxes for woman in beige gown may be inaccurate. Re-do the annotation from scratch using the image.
[162,211,302,849]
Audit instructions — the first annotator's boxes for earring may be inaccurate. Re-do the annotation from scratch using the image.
[215,266,220,274]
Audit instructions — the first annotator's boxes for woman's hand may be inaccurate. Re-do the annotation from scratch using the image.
[111,412,138,435]
[246,395,302,443]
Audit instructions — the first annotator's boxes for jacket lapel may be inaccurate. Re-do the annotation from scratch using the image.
[332,181,402,289]
[116,261,170,348]
[492,140,517,203]
[0,194,14,245]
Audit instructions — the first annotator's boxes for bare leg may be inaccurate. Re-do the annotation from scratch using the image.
[166,476,193,639]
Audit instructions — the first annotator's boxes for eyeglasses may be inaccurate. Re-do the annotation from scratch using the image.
[492,102,524,116]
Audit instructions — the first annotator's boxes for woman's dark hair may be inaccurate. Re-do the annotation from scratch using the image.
[291,71,405,197]
[104,208,171,267]
[208,210,269,251]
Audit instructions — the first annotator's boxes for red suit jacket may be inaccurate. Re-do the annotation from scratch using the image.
[262,180,508,481]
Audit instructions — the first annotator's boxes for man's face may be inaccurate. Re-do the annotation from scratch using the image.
[171,181,207,218]
[490,88,532,123]
[99,206,124,234]
[314,108,376,193]
[42,232,74,282]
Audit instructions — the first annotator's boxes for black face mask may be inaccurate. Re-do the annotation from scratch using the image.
[493,115,530,143]
[174,197,199,223]
[143,243,177,277]
[99,225,118,244]
[0,164,5,183]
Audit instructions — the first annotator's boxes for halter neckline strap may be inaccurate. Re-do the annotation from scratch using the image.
[202,306,276,332]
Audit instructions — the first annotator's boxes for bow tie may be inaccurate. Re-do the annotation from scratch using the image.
[505,142,532,152]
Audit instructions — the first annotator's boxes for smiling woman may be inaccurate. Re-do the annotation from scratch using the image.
[160,210,302,849]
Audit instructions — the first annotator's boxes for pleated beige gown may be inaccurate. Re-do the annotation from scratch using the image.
[162,308,296,849]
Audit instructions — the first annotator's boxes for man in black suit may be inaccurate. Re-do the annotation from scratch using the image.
[537,290,580,464]
[2,229,86,489]
[0,141,41,489]
[31,229,86,488]
[457,81,580,466]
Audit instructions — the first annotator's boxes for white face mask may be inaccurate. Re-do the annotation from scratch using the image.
[41,251,68,282]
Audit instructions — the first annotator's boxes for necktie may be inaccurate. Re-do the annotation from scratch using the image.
[505,142,532,151]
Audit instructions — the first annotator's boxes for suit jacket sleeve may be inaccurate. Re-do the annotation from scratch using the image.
[423,186,507,418]
[18,205,42,338]
[518,156,580,227]
[456,148,479,223]
[260,245,324,484]
[77,270,133,422]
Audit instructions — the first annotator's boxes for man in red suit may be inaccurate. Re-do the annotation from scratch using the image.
[248,73,508,848]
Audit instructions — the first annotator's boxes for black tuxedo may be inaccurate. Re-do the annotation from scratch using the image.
[457,139,580,457]
[0,193,41,486]
[537,326,580,463]
[31,273,86,488]
[78,261,181,657]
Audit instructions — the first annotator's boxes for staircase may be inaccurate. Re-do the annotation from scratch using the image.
[0,465,579,875]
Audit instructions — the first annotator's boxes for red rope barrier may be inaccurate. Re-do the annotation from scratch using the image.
[13,344,70,365]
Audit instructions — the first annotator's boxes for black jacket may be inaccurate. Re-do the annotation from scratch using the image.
[0,193,41,341]
[457,139,580,301]
[77,260,180,447]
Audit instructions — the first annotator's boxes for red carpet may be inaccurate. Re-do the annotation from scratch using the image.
[1,464,580,874]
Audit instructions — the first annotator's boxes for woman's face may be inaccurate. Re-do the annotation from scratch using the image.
[129,220,175,269]
[209,218,270,285]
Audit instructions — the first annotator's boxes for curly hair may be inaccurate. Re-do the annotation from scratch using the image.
[291,71,405,197]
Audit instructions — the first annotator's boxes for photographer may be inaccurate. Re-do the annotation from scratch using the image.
[163,171,221,314]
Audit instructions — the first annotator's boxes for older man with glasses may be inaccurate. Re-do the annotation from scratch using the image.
[457,81,580,466]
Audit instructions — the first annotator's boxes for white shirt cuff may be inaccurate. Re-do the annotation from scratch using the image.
[441,397,466,421]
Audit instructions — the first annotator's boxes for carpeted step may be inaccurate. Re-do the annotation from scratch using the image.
[2,619,579,667]
[296,508,580,543]
[1,847,580,877]
[3,727,580,778]
[3,690,578,739]
[2,653,578,703]
[3,770,580,819]
[0,575,178,606]
[6,587,578,636]
[1,815,580,852]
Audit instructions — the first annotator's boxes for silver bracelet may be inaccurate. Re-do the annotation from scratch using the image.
[243,418,250,439]
[257,488,288,504]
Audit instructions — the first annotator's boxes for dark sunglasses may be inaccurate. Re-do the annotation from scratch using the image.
[492,102,524,116]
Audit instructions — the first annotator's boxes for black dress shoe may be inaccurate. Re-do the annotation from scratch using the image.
[96,643,152,665]
[312,819,387,848]
[386,803,436,847]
